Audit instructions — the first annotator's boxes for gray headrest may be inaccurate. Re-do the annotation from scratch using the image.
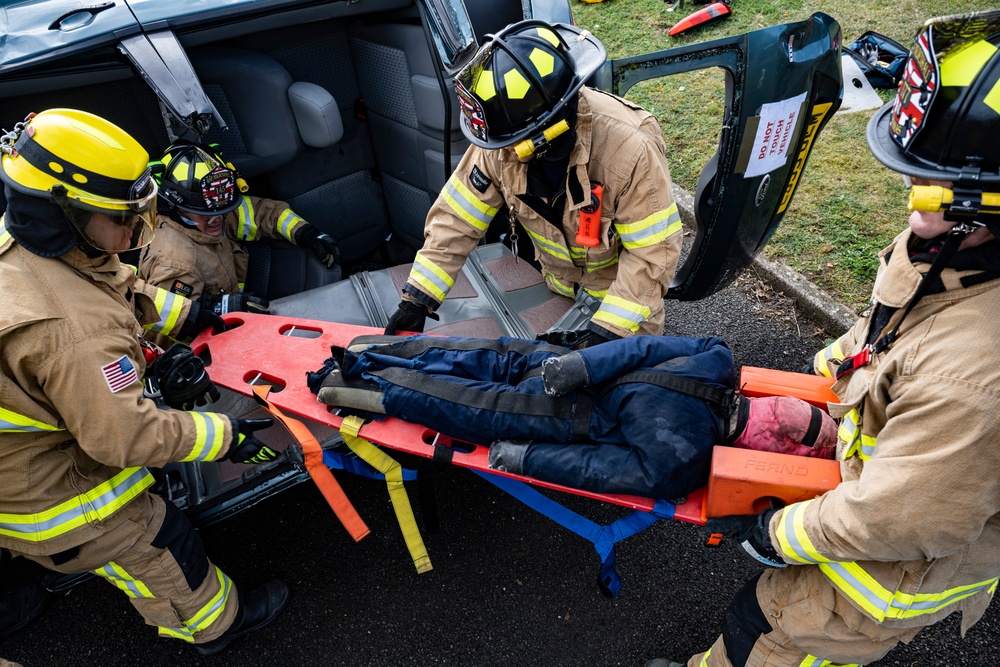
[287,82,343,149]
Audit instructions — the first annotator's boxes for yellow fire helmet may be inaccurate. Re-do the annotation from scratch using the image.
[0,108,157,252]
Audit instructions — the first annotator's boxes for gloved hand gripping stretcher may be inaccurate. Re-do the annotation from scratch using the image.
[193,313,841,595]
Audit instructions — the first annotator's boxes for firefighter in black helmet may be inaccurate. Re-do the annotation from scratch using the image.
[138,141,341,347]
[386,21,683,346]
[648,10,1000,667]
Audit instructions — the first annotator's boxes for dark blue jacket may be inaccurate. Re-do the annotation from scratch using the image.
[341,335,735,499]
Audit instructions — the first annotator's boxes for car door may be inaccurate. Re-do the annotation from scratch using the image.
[592,12,843,300]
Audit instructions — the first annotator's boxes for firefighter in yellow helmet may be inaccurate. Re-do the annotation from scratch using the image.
[648,10,1000,667]
[385,21,682,345]
[138,141,340,348]
[0,109,288,654]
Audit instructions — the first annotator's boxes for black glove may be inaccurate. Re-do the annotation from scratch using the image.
[585,322,620,348]
[296,224,340,268]
[384,300,435,335]
[226,418,278,464]
[705,508,788,568]
[150,344,220,410]
[176,301,227,341]
[199,292,270,315]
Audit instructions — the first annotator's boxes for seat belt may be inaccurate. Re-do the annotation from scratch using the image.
[250,384,370,542]
[339,415,433,574]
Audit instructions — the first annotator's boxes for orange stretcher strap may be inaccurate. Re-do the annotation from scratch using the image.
[251,384,370,542]
[340,415,432,574]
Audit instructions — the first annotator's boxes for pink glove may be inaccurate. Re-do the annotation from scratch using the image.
[728,396,836,459]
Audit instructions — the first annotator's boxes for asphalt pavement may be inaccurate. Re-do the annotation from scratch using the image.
[3,279,996,667]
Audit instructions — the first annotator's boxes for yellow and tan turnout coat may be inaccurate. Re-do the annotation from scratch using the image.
[0,217,235,557]
[406,87,682,338]
[782,228,1000,636]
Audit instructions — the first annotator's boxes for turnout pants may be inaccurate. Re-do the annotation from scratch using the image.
[691,567,924,667]
[11,492,238,644]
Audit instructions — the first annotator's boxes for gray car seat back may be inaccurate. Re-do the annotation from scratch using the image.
[349,21,470,253]
[259,23,392,266]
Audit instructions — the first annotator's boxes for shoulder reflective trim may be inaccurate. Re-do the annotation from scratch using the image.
[525,226,572,262]
[0,467,154,542]
[614,204,681,250]
[819,562,998,623]
[1,406,63,433]
[775,499,828,564]
[237,198,257,241]
[799,656,859,667]
[591,295,651,333]
[145,287,185,336]
[159,567,233,641]
[95,561,154,598]
[838,408,875,461]
[443,175,498,231]
[409,254,455,303]
[0,218,10,246]
[181,412,229,462]
[276,209,303,243]
[544,272,576,297]
[813,337,844,379]
[586,255,618,272]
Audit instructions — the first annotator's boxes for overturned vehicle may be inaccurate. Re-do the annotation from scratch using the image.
[0,0,842,559]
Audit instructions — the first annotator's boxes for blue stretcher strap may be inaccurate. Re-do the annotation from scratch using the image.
[323,449,418,482]
[473,470,675,597]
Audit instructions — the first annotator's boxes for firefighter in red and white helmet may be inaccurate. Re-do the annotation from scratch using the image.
[648,10,1000,667]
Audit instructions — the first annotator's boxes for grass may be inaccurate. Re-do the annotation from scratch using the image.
[571,0,997,310]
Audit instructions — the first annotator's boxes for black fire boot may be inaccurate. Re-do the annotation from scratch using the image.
[195,580,290,656]
[0,582,55,638]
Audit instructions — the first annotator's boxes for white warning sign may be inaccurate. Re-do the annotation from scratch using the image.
[744,92,806,179]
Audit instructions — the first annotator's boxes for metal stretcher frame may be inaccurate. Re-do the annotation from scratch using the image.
[192,313,839,595]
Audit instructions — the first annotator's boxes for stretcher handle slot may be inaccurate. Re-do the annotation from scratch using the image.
[243,370,285,392]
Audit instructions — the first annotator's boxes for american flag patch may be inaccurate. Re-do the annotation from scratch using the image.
[101,355,138,393]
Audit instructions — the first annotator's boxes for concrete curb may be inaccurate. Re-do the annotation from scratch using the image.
[672,184,856,338]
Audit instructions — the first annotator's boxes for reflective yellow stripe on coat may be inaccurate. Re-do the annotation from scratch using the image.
[799,656,859,667]
[0,467,154,542]
[443,175,498,231]
[813,338,844,379]
[614,203,681,250]
[236,197,258,241]
[409,253,455,304]
[839,408,875,461]
[524,226,572,263]
[180,413,229,462]
[776,500,999,623]
[1,406,63,433]
[144,286,186,337]
[592,295,651,333]
[1,218,13,245]
[276,209,304,243]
